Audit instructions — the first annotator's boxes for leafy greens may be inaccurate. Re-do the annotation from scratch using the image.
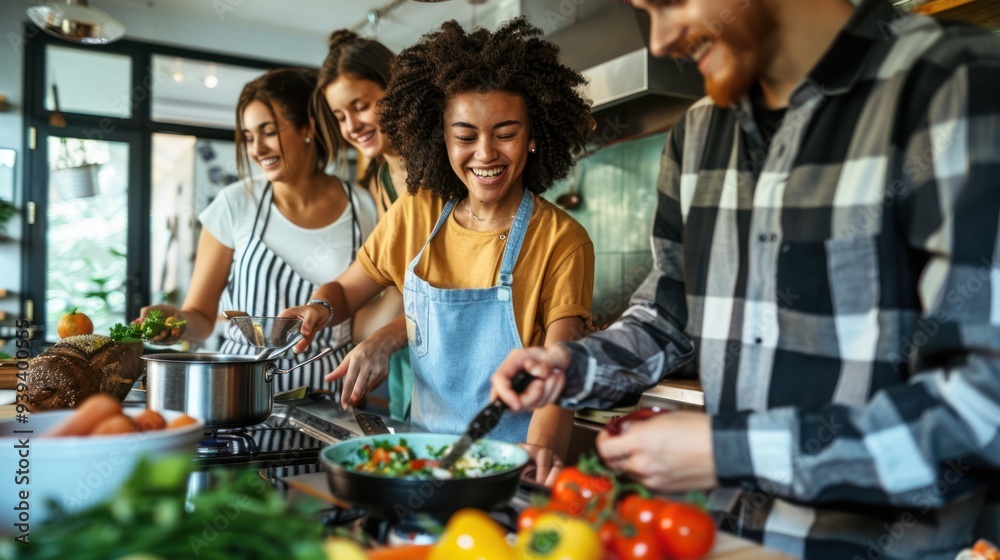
[110,309,186,342]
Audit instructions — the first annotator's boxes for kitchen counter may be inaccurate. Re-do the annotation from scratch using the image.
[569,376,706,462]
[640,376,705,410]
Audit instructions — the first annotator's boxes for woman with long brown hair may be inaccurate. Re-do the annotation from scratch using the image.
[135,67,376,392]
[311,30,414,422]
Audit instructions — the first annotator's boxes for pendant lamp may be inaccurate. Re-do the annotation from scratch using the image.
[27,0,125,45]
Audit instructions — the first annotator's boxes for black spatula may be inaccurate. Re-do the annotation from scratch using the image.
[439,370,534,471]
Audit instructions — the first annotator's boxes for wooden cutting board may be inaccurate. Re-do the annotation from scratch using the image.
[710,533,793,559]
[0,359,26,390]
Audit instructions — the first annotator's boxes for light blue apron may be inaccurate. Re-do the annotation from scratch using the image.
[403,189,534,443]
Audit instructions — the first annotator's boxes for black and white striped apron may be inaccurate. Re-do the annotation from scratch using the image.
[219,182,358,393]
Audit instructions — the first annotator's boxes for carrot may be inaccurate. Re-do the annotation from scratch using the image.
[90,414,139,435]
[133,409,167,431]
[43,393,122,437]
[372,448,392,464]
[367,545,433,560]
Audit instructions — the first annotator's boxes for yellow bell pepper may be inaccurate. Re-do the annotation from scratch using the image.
[429,508,515,560]
[515,513,601,560]
[324,536,367,560]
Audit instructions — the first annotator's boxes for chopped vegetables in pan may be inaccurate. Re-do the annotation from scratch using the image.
[345,438,513,479]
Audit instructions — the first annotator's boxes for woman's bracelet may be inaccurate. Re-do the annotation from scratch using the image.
[307,299,335,327]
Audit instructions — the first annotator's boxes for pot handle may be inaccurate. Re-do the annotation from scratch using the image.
[265,347,334,382]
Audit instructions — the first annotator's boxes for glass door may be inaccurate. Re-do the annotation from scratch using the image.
[41,134,136,341]
[20,29,273,342]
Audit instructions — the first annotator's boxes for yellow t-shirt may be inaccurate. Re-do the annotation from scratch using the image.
[357,188,594,347]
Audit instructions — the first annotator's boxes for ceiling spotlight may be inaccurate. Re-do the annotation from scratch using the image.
[203,75,219,89]
[172,71,184,83]
[26,0,125,45]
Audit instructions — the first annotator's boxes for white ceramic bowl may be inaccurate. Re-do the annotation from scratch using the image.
[0,408,204,534]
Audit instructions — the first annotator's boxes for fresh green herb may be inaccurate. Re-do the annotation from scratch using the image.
[109,309,187,342]
[0,455,328,560]
[0,351,11,360]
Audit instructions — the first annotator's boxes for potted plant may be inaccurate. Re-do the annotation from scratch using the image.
[50,138,100,200]
[0,197,13,235]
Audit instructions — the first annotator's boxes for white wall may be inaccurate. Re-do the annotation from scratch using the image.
[0,0,327,327]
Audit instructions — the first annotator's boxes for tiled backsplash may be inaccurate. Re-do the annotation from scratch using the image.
[543,133,668,327]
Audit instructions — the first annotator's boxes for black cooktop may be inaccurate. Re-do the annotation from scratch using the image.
[192,400,362,470]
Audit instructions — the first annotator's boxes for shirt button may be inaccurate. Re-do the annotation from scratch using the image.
[769,233,778,242]
[758,234,768,242]
[754,337,763,344]
[782,244,790,253]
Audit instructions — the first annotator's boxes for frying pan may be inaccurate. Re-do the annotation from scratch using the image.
[320,433,528,521]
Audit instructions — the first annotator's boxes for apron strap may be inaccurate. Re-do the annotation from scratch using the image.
[496,189,533,289]
[407,198,458,274]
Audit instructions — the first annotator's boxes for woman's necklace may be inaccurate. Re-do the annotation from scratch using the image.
[465,199,515,223]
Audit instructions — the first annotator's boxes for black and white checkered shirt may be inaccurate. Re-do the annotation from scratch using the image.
[558,1,1000,558]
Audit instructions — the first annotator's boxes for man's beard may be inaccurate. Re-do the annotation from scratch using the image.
[672,4,777,107]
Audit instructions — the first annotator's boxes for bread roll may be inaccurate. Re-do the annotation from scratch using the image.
[25,335,143,411]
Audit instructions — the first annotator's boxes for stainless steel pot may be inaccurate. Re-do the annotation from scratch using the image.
[142,349,332,428]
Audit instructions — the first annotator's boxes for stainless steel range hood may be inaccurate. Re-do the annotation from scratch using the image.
[539,2,705,142]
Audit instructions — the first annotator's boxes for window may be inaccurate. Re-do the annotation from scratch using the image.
[22,29,274,342]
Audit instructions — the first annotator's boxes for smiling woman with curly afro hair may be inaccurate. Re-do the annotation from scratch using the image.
[282,17,595,487]
[378,17,593,198]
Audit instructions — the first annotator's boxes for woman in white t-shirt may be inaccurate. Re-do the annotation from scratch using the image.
[135,67,376,392]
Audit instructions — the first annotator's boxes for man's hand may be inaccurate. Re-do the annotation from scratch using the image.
[596,411,718,493]
[491,345,572,412]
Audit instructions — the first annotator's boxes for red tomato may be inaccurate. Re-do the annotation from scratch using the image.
[408,459,439,470]
[655,502,717,560]
[551,466,614,515]
[617,495,666,528]
[598,520,618,552]
[545,497,603,521]
[517,506,547,532]
[612,523,663,560]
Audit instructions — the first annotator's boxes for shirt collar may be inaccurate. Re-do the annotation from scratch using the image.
[807,0,899,98]
[731,0,900,118]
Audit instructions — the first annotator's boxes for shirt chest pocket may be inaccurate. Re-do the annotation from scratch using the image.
[404,287,429,358]
[777,235,879,317]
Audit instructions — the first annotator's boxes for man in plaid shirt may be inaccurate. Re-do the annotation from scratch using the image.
[492,0,1000,557]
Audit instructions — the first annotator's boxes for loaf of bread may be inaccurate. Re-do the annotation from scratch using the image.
[25,334,143,411]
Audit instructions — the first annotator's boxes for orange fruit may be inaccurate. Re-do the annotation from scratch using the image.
[57,309,94,339]
[166,413,198,429]
[134,409,167,432]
